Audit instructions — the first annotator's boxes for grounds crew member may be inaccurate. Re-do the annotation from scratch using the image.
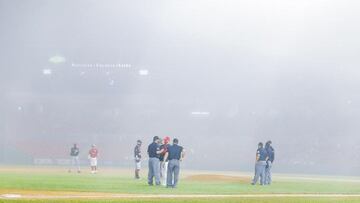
[265,140,275,185]
[251,142,268,185]
[134,140,142,179]
[160,136,170,186]
[147,136,164,185]
[164,138,185,188]
[68,143,80,173]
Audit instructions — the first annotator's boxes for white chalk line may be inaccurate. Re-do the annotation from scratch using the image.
[2,193,360,199]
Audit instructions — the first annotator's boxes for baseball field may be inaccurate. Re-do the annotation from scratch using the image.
[1,166,360,203]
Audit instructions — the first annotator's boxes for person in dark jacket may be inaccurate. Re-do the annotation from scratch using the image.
[68,143,80,173]
[265,140,275,185]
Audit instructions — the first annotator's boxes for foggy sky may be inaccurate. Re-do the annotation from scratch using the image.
[1,0,360,175]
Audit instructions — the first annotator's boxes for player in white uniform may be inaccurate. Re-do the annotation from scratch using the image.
[88,144,99,174]
[160,136,170,186]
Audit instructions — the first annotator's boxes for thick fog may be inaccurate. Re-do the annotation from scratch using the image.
[1,0,360,175]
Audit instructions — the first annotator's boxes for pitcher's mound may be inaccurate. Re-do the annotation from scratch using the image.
[185,174,250,183]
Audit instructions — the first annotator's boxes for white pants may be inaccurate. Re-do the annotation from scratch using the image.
[135,161,141,170]
[90,158,97,167]
[160,161,168,186]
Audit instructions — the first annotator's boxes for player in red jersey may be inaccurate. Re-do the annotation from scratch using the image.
[160,136,171,186]
[88,144,99,174]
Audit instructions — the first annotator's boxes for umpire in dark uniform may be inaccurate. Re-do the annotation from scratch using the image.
[164,138,185,188]
[265,140,275,185]
[147,136,164,185]
[251,142,268,185]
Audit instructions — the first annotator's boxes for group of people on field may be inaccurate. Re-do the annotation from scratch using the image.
[68,139,274,187]
[251,140,275,185]
[134,136,185,188]
[68,144,99,174]
[67,136,185,188]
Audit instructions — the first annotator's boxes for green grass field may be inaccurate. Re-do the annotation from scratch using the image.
[2,198,360,203]
[1,166,360,203]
